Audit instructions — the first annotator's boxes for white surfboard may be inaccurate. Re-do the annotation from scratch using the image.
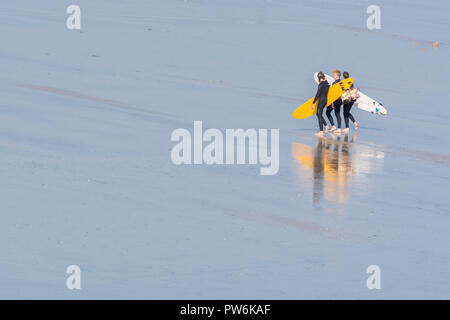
[313,72,387,115]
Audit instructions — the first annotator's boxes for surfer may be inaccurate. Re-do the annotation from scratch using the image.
[342,71,359,133]
[325,70,343,134]
[313,72,330,137]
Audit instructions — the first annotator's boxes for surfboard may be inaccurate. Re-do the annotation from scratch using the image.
[313,72,387,115]
[292,78,354,119]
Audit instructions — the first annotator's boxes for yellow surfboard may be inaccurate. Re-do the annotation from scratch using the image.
[292,78,354,119]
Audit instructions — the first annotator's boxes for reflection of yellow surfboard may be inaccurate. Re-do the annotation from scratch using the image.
[292,78,354,119]
[292,143,315,169]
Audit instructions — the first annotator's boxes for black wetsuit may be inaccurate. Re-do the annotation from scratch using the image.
[313,80,329,131]
[343,83,356,128]
[325,79,342,128]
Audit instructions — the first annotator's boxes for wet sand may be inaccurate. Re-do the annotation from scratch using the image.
[0,0,449,299]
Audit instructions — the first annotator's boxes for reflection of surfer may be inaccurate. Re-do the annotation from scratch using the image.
[292,131,382,205]
[325,70,343,134]
[313,138,325,203]
[342,71,359,133]
[313,72,330,138]
[324,135,339,174]
[312,134,357,203]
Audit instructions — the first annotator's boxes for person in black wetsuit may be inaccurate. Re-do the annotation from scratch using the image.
[325,70,343,134]
[313,72,329,137]
[342,71,359,133]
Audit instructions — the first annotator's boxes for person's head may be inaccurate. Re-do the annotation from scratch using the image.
[343,71,350,79]
[317,72,325,82]
[333,69,341,80]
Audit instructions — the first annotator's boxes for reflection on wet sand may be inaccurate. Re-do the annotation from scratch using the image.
[292,132,384,204]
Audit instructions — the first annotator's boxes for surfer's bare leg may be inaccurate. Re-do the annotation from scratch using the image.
[315,131,324,137]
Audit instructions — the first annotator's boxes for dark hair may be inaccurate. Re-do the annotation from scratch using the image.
[317,72,325,81]
[343,71,350,79]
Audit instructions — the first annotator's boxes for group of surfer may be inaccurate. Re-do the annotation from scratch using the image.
[313,70,359,137]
